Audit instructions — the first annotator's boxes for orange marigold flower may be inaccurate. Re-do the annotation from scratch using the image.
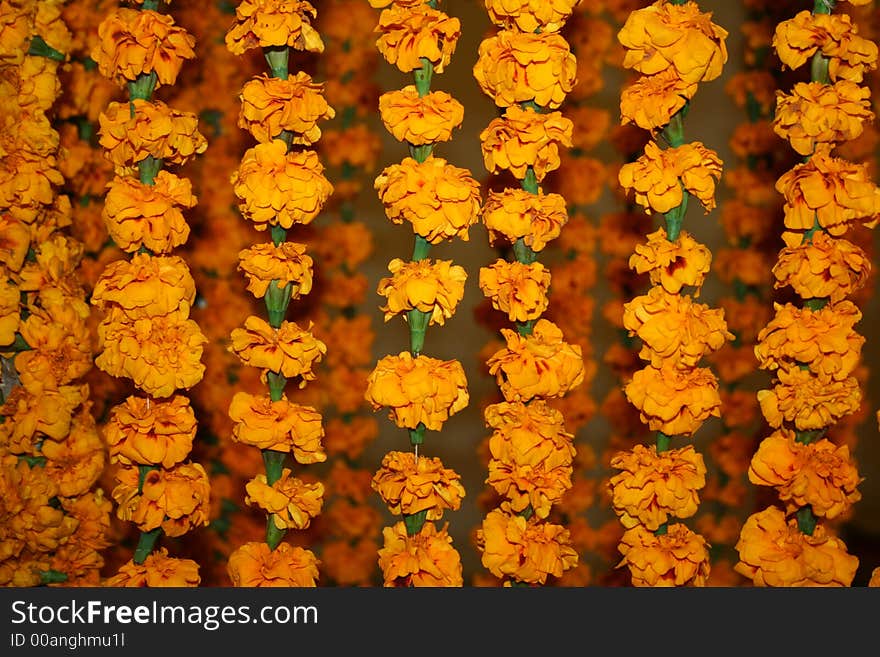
[226,0,323,54]
[748,429,861,520]
[372,451,465,520]
[620,67,698,131]
[375,156,480,243]
[480,106,573,181]
[227,541,319,587]
[228,391,325,463]
[477,508,578,585]
[623,286,732,369]
[773,81,873,156]
[758,366,861,431]
[0,215,30,273]
[617,522,710,587]
[377,257,467,326]
[479,259,551,324]
[482,188,568,252]
[0,280,18,346]
[40,409,105,498]
[376,5,460,74]
[378,521,463,587]
[104,395,196,469]
[625,364,721,437]
[609,444,707,530]
[773,232,869,301]
[379,86,463,146]
[0,385,85,454]
[92,7,195,88]
[102,171,195,254]
[629,228,712,295]
[238,242,313,299]
[619,140,723,214]
[365,352,469,431]
[245,469,324,531]
[91,253,195,319]
[484,0,580,33]
[474,30,577,109]
[487,319,584,402]
[14,302,91,392]
[735,506,858,586]
[232,140,333,230]
[105,548,200,587]
[239,72,334,144]
[229,315,326,383]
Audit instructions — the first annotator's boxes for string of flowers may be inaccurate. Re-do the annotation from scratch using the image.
[223,0,334,588]
[472,0,585,587]
[0,0,112,588]
[364,0,476,588]
[611,0,731,587]
[734,0,877,588]
[90,0,210,586]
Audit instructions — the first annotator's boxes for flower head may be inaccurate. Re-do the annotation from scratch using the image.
[378,521,462,587]
[226,0,323,54]
[227,541,319,587]
[104,395,196,469]
[239,72,334,144]
[625,364,721,437]
[379,86,463,145]
[229,315,326,383]
[228,392,325,463]
[376,5,460,73]
[479,260,551,324]
[773,232,870,302]
[618,522,710,587]
[372,451,465,520]
[480,106,573,181]
[238,242,313,300]
[629,228,712,295]
[245,469,324,531]
[481,188,568,252]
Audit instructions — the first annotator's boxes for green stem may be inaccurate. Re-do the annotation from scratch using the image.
[516,320,536,337]
[409,424,426,446]
[40,570,68,585]
[141,0,160,10]
[662,108,687,148]
[262,450,287,550]
[412,235,431,261]
[813,0,834,16]
[267,371,287,402]
[403,510,428,536]
[521,167,539,195]
[265,281,293,328]
[133,528,162,564]
[264,46,289,79]
[27,35,65,61]
[795,429,824,445]
[656,432,671,453]
[271,225,286,246]
[409,143,433,163]
[663,190,688,241]
[413,58,433,97]
[654,523,669,536]
[811,52,830,85]
[512,238,537,265]
[138,156,162,186]
[408,309,429,355]
[128,71,158,101]
[796,505,817,536]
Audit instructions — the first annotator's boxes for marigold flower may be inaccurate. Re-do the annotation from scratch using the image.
[245,469,324,531]
[377,258,466,326]
[617,522,710,587]
[487,319,584,402]
[228,392,325,463]
[40,410,105,498]
[379,86,463,146]
[758,366,861,431]
[773,81,873,156]
[0,215,29,273]
[481,188,568,252]
[91,253,195,319]
[376,5,460,73]
[629,228,712,295]
[226,0,323,54]
[227,541,319,587]
[0,280,18,346]
[620,67,698,131]
[625,364,721,437]
[479,259,551,324]
[0,385,85,454]
[735,506,858,586]
[238,242,313,299]
[14,302,91,392]
[232,140,333,230]
[484,0,580,33]
[480,106,573,181]
[365,352,469,431]
[106,548,200,587]
[229,315,326,383]
[375,156,481,243]
[92,7,195,88]
[372,451,465,520]
[104,395,196,469]
[378,521,463,587]
[239,72,334,144]
[773,232,869,301]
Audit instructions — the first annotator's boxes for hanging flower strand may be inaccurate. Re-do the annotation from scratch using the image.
[366,0,477,588]
[224,0,334,588]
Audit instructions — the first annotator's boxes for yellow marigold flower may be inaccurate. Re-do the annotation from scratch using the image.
[377,257,467,326]
[0,215,30,272]
[106,549,200,587]
[482,188,568,252]
[238,242,313,300]
[725,71,777,115]
[102,171,195,254]
[625,364,721,437]
[96,308,207,398]
[479,259,551,324]
[227,541,319,587]
[245,469,324,531]
[376,5,460,74]
[375,156,481,243]
[618,0,728,84]
[609,444,707,530]
[758,366,861,431]
[618,522,710,587]
[0,385,85,454]
[378,521,463,587]
[620,67,698,132]
[748,429,861,520]
[239,72,334,144]
[379,86,463,146]
[480,106,573,181]
[774,10,878,83]
[484,0,580,33]
[0,149,63,225]
[228,391,325,463]
[623,286,732,369]
[735,506,858,587]
[40,409,105,498]
[232,140,333,230]
[91,253,195,319]
[229,315,326,383]
[104,395,196,469]
[0,280,18,347]
[619,140,723,214]
[485,400,575,519]
[92,7,195,88]
[487,319,584,402]
[372,451,465,520]
[226,0,323,54]
[477,508,578,585]
[755,301,863,382]
[773,232,869,301]
[113,462,210,538]
[15,302,91,391]
[773,81,873,156]
[474,30,577,110]
[629,228,712,295]
[365,352,469,431]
